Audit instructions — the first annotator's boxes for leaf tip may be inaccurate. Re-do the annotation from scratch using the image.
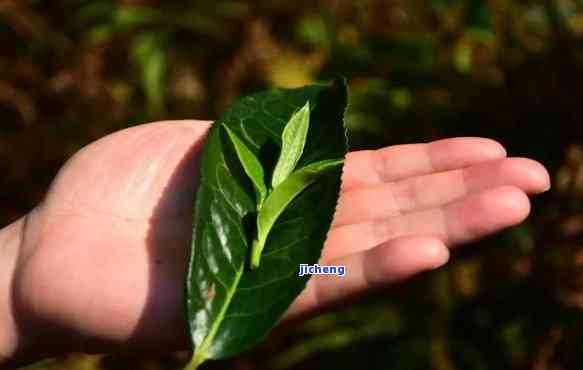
[270,100,312,188]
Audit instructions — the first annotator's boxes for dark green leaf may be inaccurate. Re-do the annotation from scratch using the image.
[185,79,348,369]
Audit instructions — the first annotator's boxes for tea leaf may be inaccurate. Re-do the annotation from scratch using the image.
[185,78,348,369]
[271,101,311,188]
[224,125,267,209]
[251,159,343,269]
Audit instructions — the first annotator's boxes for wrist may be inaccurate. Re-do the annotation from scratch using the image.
[0,216,25,365]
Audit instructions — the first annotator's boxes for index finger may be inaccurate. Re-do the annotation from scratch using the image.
[341,137,507,191]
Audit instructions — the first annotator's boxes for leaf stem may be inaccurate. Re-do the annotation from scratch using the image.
[185,263,245,370]
[250,239,263,269]
[184,354,204,370]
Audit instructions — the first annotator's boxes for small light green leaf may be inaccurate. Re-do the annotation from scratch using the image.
[251,158,344,269]
[271,101,311,188]
[223,125,267,209]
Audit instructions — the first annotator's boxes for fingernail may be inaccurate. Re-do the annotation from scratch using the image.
[426,244,450,269]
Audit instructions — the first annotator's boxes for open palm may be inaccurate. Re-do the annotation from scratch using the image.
[12,120,549,358]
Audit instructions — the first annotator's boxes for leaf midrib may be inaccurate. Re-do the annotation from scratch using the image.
[186,262,245,369]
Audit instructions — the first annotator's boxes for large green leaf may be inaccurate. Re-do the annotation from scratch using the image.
[185,79,348,369]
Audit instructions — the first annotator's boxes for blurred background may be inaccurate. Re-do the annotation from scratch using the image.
[2,0,583,369]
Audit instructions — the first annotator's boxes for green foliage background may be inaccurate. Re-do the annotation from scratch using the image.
[2,0,583,369]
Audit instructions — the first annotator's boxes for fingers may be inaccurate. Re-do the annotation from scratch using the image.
[342,137,507,191]
[286,236,448,319]
[324,186,530,260]
[334,158,550,226]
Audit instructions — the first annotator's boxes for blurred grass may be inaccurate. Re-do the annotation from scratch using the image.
[2,0,583,369]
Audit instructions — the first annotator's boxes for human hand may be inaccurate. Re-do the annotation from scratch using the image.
[0,120,550,365]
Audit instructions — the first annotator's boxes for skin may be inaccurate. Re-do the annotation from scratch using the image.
[0,120,551,367]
